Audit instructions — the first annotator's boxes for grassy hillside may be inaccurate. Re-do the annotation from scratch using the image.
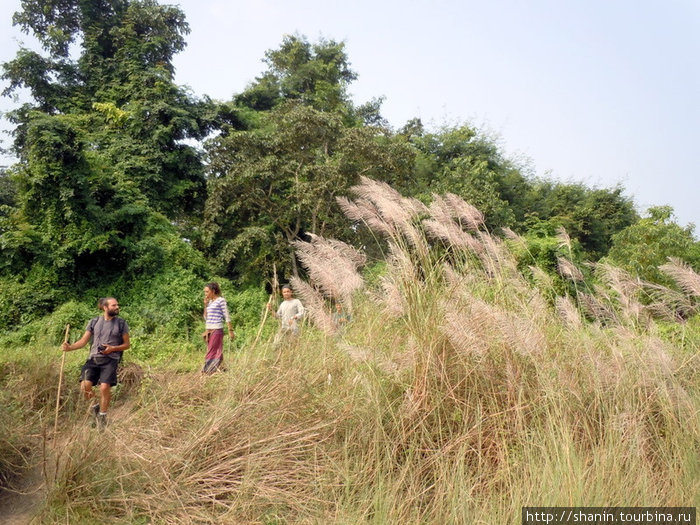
[1,179,698,524]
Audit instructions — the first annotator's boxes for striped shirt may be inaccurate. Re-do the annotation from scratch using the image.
[205,297,231,329]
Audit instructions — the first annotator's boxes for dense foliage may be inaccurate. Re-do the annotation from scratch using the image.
[0,1,697,328]
[0,3,698,515]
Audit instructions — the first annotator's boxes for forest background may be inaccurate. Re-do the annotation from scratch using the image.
[0,1,698,522]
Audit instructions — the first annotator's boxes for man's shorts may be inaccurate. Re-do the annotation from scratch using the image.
[79,357,119,386]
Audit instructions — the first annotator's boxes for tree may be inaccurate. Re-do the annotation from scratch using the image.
[524,181,638,258]
[1,0,216,293]
[406,125,525,230]
[2,0,219,223]
[0,167,17,208]
[235,34,358,115]
[604,206,700,286]
[204,101,412,282]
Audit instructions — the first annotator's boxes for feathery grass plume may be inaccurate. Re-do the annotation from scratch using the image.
[530,265,555,291]
[499,308,547,357]
[594,263,646,324]
[659,257,700,297]
[556,257,584,282]
[442,262,462,289]
[289,276,336,335]
[293,234,366,308]
[643,283,697,321]
[349,177,412,230]
[402,195,430,217]
[525,288,552,321]
[443,193,485,231]
[595,263,643,299]
[501,227,528,251]
[555,295,583,329]
[348,176,429,256]
[372,242,417,318]
[555,226,573,253]
[422,219,482,253]
[441,302,489,357]
[577,291,617,324]
[378,276,405,318]
[641,336,675,378]
[428,194,454,224]
[336,195,394,237]
[443,295,545,358]
[478,231,518,278]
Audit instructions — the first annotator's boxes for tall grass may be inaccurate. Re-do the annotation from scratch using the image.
[3,178,699,523]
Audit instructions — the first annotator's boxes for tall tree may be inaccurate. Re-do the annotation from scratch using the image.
[1,0,216,286]
[235,34,357,114]
[205,35,411,283]
[604,206,700,286]
[205,101,412,282]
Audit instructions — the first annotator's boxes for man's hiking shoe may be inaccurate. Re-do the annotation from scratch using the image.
[90,404,100,428]
[97,413,107,432]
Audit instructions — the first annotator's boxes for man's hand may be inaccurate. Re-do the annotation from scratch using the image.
[61,342,72,352]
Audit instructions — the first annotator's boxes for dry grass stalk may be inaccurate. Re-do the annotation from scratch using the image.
[595,263,645,323]
[293,234,365,307]
[289,276,336,335]
[659,257,700,297]
[556,257,584,282]
[556,226,572,252]
[643,283,697,321]
[443,193,484,231]
[555,295,582,330]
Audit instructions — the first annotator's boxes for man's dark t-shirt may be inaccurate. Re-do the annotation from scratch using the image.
[86,317,129,361]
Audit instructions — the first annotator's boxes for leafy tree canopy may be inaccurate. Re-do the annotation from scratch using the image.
[204,101,413,282]
[604,205,700,285]
[234,34,361,118]
[0,0,216,295]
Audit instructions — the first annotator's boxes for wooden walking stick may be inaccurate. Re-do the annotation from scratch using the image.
[54,324,70,434]
[251,264,278,350]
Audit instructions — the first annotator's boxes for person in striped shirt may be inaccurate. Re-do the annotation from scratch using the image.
[201,282,235,374]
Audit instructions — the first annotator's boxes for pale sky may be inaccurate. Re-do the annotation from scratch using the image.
[2,0,698,230]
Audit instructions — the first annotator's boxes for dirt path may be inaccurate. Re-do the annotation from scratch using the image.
[0,457,47,525]
[0,368,141,523]
[0,406,128,524]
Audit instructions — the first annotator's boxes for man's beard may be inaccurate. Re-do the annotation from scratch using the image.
[107,308,120,317]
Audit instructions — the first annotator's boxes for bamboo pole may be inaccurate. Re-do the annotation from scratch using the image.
[250,264,278,351]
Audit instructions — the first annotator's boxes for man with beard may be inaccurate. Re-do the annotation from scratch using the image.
[62,297,130,431]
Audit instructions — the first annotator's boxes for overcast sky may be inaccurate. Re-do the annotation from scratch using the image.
[2,0,698,230]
